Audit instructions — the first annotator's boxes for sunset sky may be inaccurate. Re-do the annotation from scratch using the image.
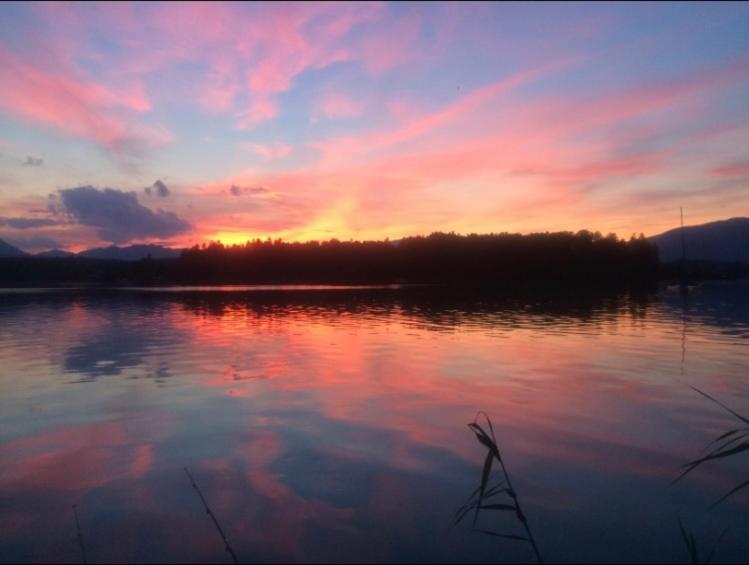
[1,1,748,252]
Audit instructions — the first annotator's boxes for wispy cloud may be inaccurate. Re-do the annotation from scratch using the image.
[0,216,58,229]
[0,46,169,157]
[711,161,749,177]
[22,156,43,167]
[198,55,749,241]
[241,142,293,159]
[229,184,269,197]
[313,92,364,120]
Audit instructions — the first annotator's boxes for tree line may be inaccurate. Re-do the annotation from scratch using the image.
[0,231,661,287]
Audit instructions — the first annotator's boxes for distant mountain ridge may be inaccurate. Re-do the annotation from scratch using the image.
[0,238,28,258]
[77,244,182,261]
[648,217,749,263]
[35,249,75,258]
[0,240,182,261]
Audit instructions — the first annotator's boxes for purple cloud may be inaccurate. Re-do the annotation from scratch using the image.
[56,186,191,243]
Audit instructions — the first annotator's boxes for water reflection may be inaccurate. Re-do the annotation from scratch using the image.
[0,284,747,563]
[63,318,175,382]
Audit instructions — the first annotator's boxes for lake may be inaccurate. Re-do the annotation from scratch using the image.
[1,283,747,563]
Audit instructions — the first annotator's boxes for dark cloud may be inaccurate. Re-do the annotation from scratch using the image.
[4,235,61,250]
[229,184,268,197]
[154,180,170,197]
[56,186,191,244]
[0,217,59,229]
[145,179,170,197]
[22,156,44,167]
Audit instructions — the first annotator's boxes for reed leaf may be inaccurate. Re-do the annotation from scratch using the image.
[704,528,729,564]
[678,442,749,482]
[688,386,749,425]
[474,450,494,526]
[72,504,87,565]
[711,478,749,508]
[679,520,699,564]
[479,503,517,511]
[705,428,746,448]
[472,529,528,541]
[704,432,749,457]
[457,412,544,564]
[677,385,749,509]
[678,520,728,564]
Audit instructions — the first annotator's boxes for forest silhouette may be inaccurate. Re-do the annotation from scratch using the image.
[0,230,660,287]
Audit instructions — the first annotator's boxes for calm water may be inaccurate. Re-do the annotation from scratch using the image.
[1,283,747,563]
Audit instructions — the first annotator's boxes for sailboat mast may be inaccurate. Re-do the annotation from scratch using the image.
[679,207,688,289]
[680,207,686,263]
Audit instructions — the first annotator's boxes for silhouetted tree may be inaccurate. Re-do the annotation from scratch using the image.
[0,231,665,287]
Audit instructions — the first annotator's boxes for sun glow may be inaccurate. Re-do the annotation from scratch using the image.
[203,231,271,246]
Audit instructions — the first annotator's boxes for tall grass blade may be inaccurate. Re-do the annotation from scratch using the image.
[711,479,749,508]
[678,520,698,564]
[479,504,517,511]
[72,504,87,565]
[471,529,528,541]
[474,450,494,526]
[704,428,745,449]
[704,527,728,564]
[703,432,749,457]
[688,386,749,424]
[676,442,749,483]
[677,385,749,522]
[184,466,240,564]
[456,412,543,564]
[678,519,729,564]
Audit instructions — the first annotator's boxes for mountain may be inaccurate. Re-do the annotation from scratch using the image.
[0,238,28,258]
[649,217,749,263]
[77,244,182,261]
[36,249,75,258]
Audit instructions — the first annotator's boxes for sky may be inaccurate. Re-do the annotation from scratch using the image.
[0,1,748,252]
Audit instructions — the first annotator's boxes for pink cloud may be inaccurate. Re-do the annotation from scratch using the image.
[237,96,279,128]
[241,142,294,159]
[183,55,749,242]
[312,58,576,167]
[199,58,242,113]
[15,2,415,129]
[311,53,749,184]
[314,92,364,119]
[0,46,167,154]
[358,11,423,74]
[206,2,385,127]
[9,3,747,245]
[711,161,749,177]
[523,55,749,140]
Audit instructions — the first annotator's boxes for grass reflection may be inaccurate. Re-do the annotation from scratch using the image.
[674,386,749,506]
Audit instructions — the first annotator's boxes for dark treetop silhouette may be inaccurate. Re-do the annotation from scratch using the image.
[0,230,659,287]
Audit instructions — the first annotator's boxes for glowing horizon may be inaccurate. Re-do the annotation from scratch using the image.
[1,1,748,252]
